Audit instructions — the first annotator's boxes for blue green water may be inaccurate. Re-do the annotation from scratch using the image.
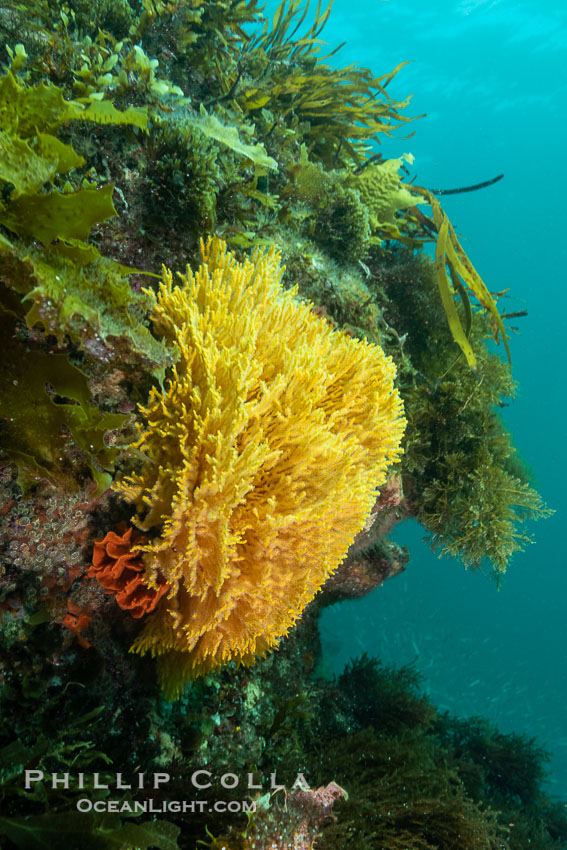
[267,0,567,795]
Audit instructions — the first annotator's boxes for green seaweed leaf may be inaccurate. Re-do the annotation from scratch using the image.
[0,131,59,196]
[107,820,181,850]
[81,100,149,132]
[0,812,180,850]
[0,184,117,246]
[194,105,277,171]
[35,132,86,174]
[0,72,84,137]
[9,246,173,376]
[0,312,128,494]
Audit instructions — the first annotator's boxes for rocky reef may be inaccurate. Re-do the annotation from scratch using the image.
[0,1,558,848]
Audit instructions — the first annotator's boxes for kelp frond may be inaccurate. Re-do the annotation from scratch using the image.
[237,0,418,168]
[258,0,337,61]
[411,186,512,370]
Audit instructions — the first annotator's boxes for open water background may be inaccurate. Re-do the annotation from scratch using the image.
[264,0,567,796]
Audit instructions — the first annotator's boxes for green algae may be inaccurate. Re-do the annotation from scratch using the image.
[0,812,181,850]
[1,184,117,246]
[193,106,277,172]
[0,66,168,374]
[0,709,180,850]
[0,131,82,197]
[288,147,371,262]
[0,70,83,135]
[0,311,127,495]
[80,100,149,132]
[345,154,418,238]
[378,247,550,574]
[0,67,168,495]
[18,245,171,375]
[0,70,146,253]
[143,115,222,237]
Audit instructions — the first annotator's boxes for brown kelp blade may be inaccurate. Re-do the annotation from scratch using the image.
[434,215,477,369]
[412,186,512,369]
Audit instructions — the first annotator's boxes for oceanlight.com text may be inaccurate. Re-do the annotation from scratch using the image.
[76,798,256,814]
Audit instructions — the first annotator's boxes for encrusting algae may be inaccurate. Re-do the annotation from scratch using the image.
[110,236,405,697]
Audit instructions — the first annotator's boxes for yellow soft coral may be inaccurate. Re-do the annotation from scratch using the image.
[116,237,405,697]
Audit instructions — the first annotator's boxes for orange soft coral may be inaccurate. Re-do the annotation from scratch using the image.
[89,527,169,619]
